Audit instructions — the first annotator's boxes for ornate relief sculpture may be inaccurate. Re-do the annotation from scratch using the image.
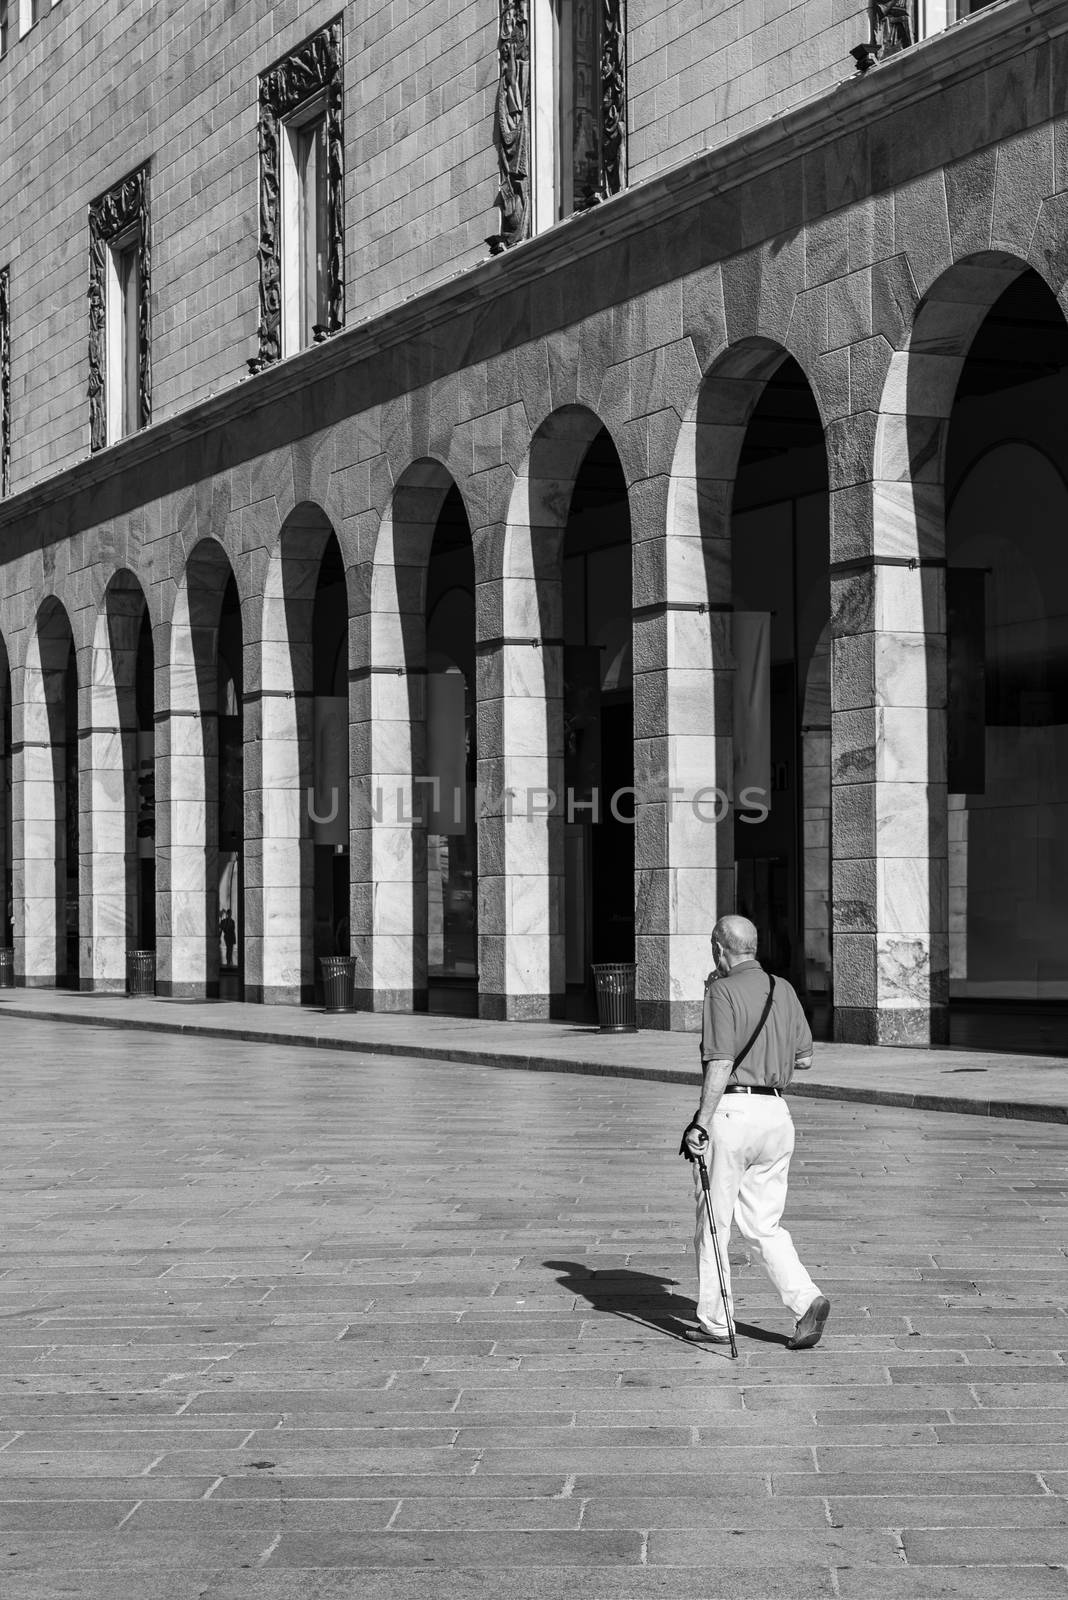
[598,0,626,202]
[255,17,344,368]
[873,0,914,57]
[491,0,531,252]
[0,266,8,496]
[87,164,151,453]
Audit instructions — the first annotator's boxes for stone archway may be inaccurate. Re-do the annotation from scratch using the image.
[253,503,348,1005]
[357,460,475,1012]
[487,405,619,1022]
[656,339,829,1027]
[160,540,243,999]
[85,571,153,991]
[20,598,79,988]
[839,250,1046,1046]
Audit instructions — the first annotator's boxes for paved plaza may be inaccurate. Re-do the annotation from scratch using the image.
[0,1017,1065,1597]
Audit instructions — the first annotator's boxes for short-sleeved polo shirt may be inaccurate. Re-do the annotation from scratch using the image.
[701,960,813,1089]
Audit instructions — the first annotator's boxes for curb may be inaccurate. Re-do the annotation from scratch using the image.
[2,1000,1066,1124]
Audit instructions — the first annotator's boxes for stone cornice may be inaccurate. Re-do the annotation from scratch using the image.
[0,0,1060,535]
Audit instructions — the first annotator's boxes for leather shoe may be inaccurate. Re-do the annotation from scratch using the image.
[682,1326,731,1346]
[786,1294,830,1350]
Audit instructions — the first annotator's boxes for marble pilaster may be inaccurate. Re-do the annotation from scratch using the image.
[156,579,221,999]
[830,465,949,1046]
[636,409,738,1031]
[246,553,319,1006]
[83,594,142,992]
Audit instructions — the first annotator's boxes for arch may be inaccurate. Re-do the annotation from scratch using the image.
[641,339,829,1026]
[478,405,632,1021]
[841,254,1068,1046]
[668,338,818,616]
[161,539,243,997]
[356,459,472,1011]
[253,501,348,1003]
[873,251,1039,564]
[20,596,78,987]
[85,569,153,990]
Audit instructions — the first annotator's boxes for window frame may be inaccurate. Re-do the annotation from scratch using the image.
[0,266,9,497]
[88,164,151,452]
[255,18,344,370]
[494,0,625,250]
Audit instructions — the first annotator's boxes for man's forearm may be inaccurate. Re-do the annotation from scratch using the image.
[694,1058,733,1127]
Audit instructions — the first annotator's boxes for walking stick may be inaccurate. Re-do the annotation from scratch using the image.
[696,1151,738,1360]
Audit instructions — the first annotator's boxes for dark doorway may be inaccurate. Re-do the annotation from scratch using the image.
[731,356,830,1032]
[425,485,478,1016]
[945,268,1068,1046]
[562,428,633,1019]
[310,535,349,1005]
[217,574,244,1000]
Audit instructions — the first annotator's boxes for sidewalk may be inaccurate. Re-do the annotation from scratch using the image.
[2,987,1066,1123]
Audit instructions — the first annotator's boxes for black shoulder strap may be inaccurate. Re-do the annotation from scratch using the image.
[731,976,776,1074]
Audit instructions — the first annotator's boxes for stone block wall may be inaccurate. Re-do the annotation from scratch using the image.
[628,0,869,181]
[0,0,497,493]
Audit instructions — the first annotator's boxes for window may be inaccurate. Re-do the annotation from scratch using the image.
[88,165,151,451]
[17,0,38,40]
[531,0,603,227]
[254,19,344,370]
[0,2,9,57]
[877,0,999,58]
[281,101,330,355]
[107,233,141,441]
[0,266,9,497]
[492,0,625,249]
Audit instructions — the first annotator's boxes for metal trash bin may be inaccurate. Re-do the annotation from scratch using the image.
[126,949,156,997]
[320,955,356,1013]
[0,948,13,989]
[592,961,638,1033]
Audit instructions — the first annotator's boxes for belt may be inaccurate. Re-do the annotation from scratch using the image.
[723,1085,782,1097]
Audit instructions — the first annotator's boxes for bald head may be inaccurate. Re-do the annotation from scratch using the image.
[711,914,759,960]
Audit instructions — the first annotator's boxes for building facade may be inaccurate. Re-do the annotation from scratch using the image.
[1,0,1066,1043]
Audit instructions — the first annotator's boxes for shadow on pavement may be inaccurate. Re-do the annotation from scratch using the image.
[544,1259,698,1343]
[544,1260,794,1349]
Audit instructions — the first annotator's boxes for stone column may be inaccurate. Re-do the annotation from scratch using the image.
[351,543,428,1012]
[157,584,218,999]
[14,679,64,988]
[245,557,318,1005]
[475,616,565,1022]
[635,448,736,1030]
[829,467,948,1046]
[83,602,140,991]
[17,623,77,989]
[475,451,574,1022]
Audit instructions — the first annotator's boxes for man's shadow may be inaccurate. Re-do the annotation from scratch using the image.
[543,1260,789,1346]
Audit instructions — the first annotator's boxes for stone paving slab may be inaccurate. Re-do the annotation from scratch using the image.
[0,1015,1064,1598]
[3,989,1066,1121]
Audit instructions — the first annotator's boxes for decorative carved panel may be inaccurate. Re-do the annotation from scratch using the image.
[490,0,531,252]
[599,0,626,201]
[255,17,345,368]
[873,0,914,58]
[87,165,151,453]
[0,266,8,497]
[491,0,624,249]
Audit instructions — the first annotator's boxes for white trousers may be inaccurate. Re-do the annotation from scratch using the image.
[693,1094,820,1336]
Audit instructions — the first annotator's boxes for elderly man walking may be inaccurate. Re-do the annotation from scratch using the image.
[680,914,830,1350]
